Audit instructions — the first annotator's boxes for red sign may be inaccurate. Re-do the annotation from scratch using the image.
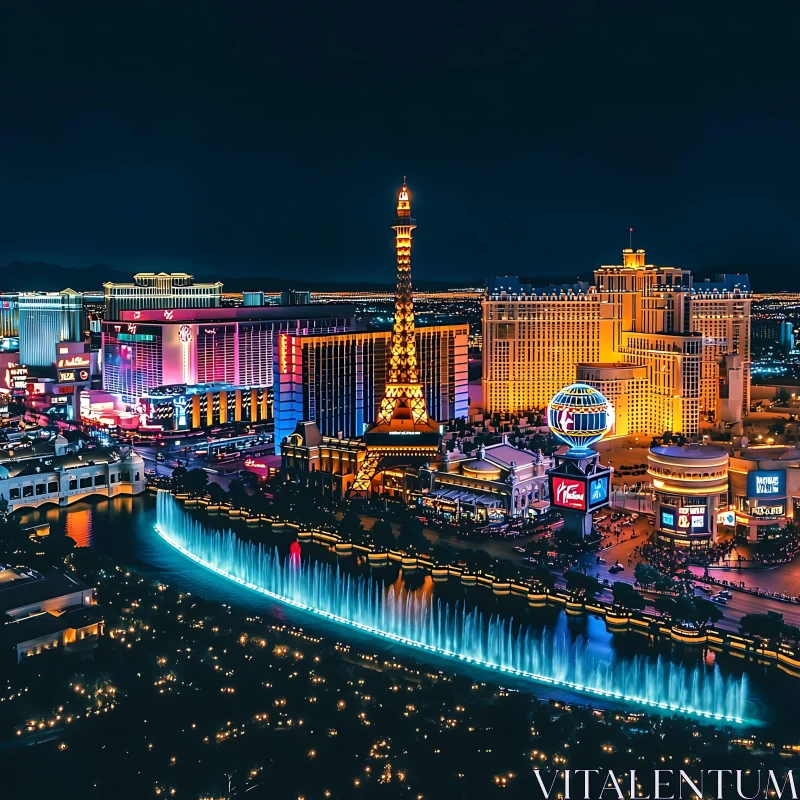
[551,476,586,511]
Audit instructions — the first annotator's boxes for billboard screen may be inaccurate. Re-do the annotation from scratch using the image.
[747,470,786,499]
[660,506,709,534]
[587,472,611,511]
[550,475,587,512]
[717,509,736,526]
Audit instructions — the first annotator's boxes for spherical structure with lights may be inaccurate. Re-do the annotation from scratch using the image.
[547,383,614,454]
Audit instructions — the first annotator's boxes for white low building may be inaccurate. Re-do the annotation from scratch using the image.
[0,437,145,511]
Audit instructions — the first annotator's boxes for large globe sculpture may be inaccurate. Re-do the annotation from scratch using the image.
[547,383,614,455]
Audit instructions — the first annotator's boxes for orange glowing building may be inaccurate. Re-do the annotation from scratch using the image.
[349,182,443,496]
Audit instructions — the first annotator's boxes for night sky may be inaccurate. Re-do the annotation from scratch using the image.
[1,2,799,286]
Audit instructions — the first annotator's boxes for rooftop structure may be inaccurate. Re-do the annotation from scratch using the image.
[0,567,92,618]
[103,272,223,319]
[0,566,102,662]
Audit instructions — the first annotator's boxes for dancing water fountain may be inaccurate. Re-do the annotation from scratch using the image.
[154,492,750,723]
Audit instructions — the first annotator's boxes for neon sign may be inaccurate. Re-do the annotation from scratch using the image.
[4,362,28,391]
[179,325,192,383]
[57,354,91,369]
[279,334,289,374]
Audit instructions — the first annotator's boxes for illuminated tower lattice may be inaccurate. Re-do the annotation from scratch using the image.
[350,181,442,498]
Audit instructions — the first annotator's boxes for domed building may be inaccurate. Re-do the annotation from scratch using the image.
[460,450,503,482]
[647,443,729,550]
[415,441,553,522]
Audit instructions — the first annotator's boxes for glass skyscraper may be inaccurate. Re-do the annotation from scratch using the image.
[18,289,85,368]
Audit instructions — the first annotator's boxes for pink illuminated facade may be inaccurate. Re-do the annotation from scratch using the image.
[102,305,354,404]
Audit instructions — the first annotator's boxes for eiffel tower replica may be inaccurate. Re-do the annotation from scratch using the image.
[349,181,442,497]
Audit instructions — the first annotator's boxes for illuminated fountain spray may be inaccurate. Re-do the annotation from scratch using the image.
[155,492,749,723]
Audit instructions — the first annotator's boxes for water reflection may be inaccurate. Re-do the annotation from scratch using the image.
[64,508,92,548]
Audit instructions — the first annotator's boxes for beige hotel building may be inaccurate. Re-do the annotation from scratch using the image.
[483,248,750,437]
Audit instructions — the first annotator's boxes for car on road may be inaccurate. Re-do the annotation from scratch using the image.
[717,589,732,599]
[513,546,526,554]
[711,595,728,605]
[156,453,166,462]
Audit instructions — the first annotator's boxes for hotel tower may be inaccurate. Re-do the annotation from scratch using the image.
[484,249,750,437]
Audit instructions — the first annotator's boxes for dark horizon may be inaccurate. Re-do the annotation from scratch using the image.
[2,3,799,286]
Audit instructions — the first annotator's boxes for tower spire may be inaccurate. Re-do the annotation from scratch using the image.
[348,181,441,498]
[379,180,427,424]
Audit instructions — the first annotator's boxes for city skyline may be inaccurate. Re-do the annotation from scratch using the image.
[2,4,800,286]
[5,6,800,798]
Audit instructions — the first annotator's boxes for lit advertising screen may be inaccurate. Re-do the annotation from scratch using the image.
[550,475,587,512]
[587,472,611,511]
[717,509,736,527]
[747,470,786,499]
[660,506,708,534]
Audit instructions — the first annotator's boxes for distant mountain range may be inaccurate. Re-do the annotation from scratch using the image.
[0,260,794,294]
[0,261,469,294]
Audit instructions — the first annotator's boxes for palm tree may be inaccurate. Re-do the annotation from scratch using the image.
[207,482,227,504]
[185,468,209,498]
[369,519,395,550]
